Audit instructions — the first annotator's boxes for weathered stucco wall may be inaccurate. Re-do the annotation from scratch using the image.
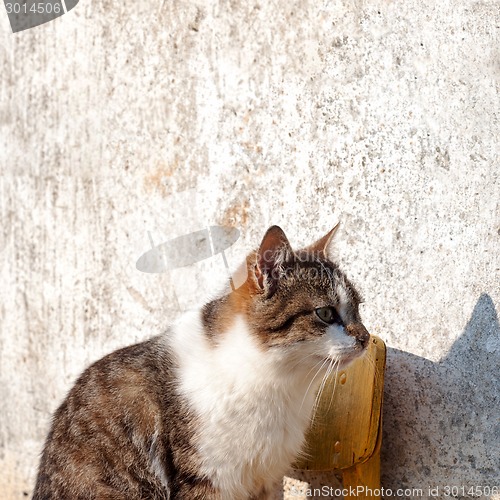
[0,0,498,498]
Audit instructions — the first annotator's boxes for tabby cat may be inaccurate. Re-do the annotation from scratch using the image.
[33,224,369,499]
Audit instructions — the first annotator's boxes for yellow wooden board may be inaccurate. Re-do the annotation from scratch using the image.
[294,335,386,472]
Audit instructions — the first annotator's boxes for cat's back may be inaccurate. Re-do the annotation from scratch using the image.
[33,337,173,500]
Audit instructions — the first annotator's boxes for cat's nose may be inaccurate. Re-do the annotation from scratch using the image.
[346,322,370,347]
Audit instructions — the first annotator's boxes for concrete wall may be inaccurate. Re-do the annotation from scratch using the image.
[0,0,498,498]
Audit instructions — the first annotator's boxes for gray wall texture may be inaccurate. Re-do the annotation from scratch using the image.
[0,0,498,498]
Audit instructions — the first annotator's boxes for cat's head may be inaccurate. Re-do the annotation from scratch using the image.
[232,225,369,372]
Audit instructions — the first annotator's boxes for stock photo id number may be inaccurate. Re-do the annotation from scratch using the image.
[4,0,78,32]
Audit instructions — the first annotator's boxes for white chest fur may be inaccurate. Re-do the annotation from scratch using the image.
[170,310,320,499]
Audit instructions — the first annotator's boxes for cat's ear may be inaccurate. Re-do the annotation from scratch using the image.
[255,226,293,297]
[307,223,340,259]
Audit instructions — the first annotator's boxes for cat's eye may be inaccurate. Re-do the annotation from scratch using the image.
[315,307,343,325]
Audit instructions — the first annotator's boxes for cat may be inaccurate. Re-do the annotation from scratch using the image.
[33,224,369,500]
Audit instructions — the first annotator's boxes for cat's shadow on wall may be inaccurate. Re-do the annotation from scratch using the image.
[382,293,499,491]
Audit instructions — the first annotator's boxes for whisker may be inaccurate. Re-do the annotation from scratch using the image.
[310,357,335,425]
[299,357,330,412]
[316,359,336,418]
[326,356,341,413]
[301,355,329,380]
[287,352,323,375]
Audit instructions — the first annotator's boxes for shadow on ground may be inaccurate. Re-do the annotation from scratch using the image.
[382,293,500,495]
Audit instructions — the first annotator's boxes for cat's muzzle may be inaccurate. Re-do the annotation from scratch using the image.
[346,323,370,348]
